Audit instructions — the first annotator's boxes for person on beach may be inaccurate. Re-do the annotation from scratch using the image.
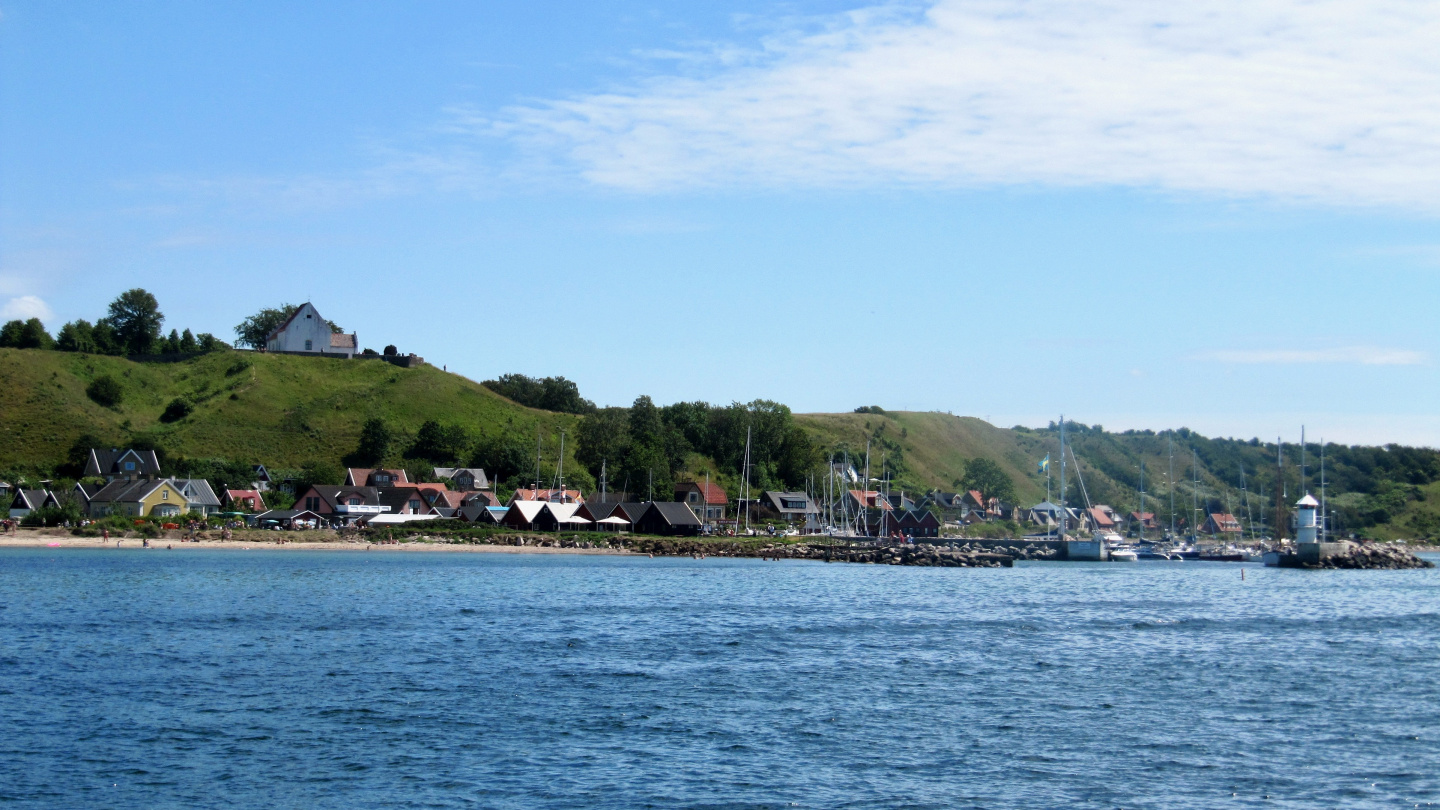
[102,528,109,542]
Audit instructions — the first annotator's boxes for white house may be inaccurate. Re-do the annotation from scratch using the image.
[265,303,357,358]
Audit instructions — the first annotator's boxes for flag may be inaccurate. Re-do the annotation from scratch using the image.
[1038,455,1050,473]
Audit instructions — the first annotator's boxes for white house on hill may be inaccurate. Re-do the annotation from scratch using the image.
[265,303,357,358]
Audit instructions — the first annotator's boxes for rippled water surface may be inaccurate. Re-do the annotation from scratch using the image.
[1,548,1438,809]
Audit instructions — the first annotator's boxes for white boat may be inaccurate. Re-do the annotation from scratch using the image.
[1108,546,1139,562]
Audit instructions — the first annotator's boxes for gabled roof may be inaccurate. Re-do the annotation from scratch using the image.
[84,448,161,478]
[88,478,182,505]
[225,489,267,508]
[1084,506,1116,527]
[329,333,356,349]
[610,502,651,522]
[377,486,430,514]
[170,478,221,507]
[432,468,490,488]
[1296,494,1319,507]
[847,490,893,510]
[761,491,818,514]
[640,501,702,527]
[12,489,54,510]
[301,485,381,509]
[577,501,619,522]
[345,468,411,486]
[675,481,727,504]
[506,501,548,522]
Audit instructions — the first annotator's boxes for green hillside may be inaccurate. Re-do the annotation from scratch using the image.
[0,348,580,474]
[3,347,1437,540]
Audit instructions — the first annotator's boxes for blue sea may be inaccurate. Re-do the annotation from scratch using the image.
[1,548,1438,809]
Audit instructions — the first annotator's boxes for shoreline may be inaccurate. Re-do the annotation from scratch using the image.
[0,531,634,555]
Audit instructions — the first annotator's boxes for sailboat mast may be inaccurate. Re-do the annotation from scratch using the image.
[534,428,542,497]
[555,430,565,503]
[742,426,752,533]
[1058,416,1067,539]
[1191,448,1199,542]
[863,440,871,538]
[1168,434,1176,538]
[1320,439,1327,542]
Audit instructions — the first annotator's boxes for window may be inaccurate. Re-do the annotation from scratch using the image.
[409,500,421,511]
[376,474,390,484]
[306,497,320,511]
[305,339,313,351]
[162,490,168,500]
[349,498,361,506]
[124,461,135,471]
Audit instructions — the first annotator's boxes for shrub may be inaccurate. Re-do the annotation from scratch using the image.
[160,398,193,423]
[225,359,251,376]
[86,375,124,407]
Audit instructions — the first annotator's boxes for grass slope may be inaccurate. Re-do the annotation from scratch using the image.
[0,349,578,469]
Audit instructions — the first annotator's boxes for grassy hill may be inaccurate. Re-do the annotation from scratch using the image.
[3,347,1436,540]
[0,348,580,472]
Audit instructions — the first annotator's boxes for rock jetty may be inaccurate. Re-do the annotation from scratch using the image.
[1297,543,1434,570]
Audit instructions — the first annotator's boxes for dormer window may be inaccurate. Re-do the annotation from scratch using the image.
[124,462,135,471]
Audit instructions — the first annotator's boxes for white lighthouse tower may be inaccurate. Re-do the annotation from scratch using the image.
[1295,493,1319,544]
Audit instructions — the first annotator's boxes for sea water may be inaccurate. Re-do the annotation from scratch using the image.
[0,548,1437,809]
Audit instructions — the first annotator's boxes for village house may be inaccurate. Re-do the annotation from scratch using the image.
[634,502,703,536]
[1201,512,1244,536]
[675,481,727,523]
[846,490,893,512]
[8,488,58,519]
[432,468,490,492]
[171,478,222,517]
[1081,505,1122,533]
[84,448,161,482]
[225,489,267,512]
[345,468,410,487]
[759,491,819,527]
[85,478,190,518]
[264,302,358,358]
[294,484,385,523]
[1128,511,1159,533]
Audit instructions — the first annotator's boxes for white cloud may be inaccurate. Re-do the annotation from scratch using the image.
[501,0,1440,208]
[0,295,54,323]
[1195,347,1427,366]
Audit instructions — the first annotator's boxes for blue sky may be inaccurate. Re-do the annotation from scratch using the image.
[2,0,1438,445]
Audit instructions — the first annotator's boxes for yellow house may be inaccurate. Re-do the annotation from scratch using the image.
[86,478,191,518]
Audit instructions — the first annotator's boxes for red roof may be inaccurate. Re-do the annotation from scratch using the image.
[345,468,411,486]
[848,490,893,510]
[677,481,727,504]
[225,489,266,509]
[1085,507,1116,528]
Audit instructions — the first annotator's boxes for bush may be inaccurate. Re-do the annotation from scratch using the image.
[160,398,193,423]
[86,375,124,407]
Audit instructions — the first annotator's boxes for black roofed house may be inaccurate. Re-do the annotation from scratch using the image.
[608,503,651,525]
[84,478,190,518]
[9,488,58,519]
[893,510,941,538]
[432,468,490,492]
[458,503,507,524]
[84,448,162,482]
[634,502,702,536]
[760,491,819,526]
[251,465,273,492]
[72,482,103,513]
[578,501,631,532]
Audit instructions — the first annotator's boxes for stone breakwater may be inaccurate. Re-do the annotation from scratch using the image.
[406,533,1057,567]
[1299,544,1434,570]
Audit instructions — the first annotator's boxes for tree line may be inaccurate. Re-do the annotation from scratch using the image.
[0,289,226,355]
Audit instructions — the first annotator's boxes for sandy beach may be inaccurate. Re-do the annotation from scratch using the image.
[0,528,634,554]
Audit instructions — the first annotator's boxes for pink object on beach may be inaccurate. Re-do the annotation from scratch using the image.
[47,543,60,547]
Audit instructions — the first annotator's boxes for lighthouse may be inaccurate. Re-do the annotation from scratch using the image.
[1295,493,1319,544]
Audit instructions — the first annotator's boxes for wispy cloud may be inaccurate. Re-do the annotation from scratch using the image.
[0,295,54,323]
[1195,347,1428,366]
[498,0,1440,208]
